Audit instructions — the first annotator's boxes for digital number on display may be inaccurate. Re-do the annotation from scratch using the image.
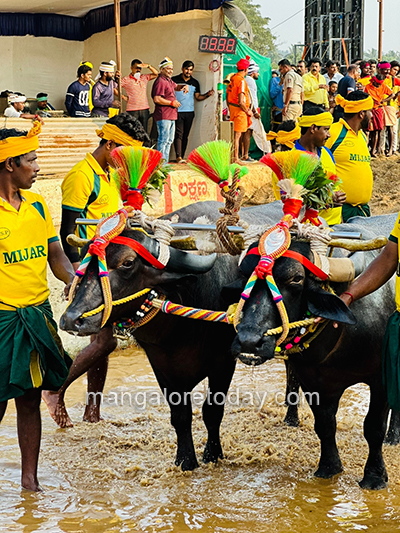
[198,35,237,54]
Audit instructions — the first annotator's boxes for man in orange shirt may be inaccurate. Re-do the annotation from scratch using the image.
[226,55,253,162]
[365,75,393,156]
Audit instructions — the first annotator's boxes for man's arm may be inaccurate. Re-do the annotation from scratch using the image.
[65,90,74,116]
[48,240,75,286]
[60,208,81,270]
[153,95,181,108]
[176,84,189,93]
[282,87,293,117]
[139,63,158,78]
[238,92,252,116]
[341,240,398,306]
[195,89,214,101]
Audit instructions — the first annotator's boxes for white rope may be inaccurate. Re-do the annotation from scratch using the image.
[127,210,175,246]
[293,219,332,255]
[238,221,266,265]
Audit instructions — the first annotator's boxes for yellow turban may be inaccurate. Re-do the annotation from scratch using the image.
[297,112,333,128]
[267,124,301,148]
[96,124,143,147]
[335,94,374,113]
[0,121,41,163]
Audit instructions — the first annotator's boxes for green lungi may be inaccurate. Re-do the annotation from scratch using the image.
[342,203,371,223]
[382,311,400,411]
[0,300,72,403]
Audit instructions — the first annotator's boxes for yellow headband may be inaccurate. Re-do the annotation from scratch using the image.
[297,112,333,128]
[335,94,374,113]
[267,124,301,148]
[96,124,143,147]
[0,121,41,163]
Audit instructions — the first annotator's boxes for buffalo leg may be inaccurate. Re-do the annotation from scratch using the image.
[283,360,300,427]
[308,392,343,478]
[385,409,400,445]
[359,383,389,490]
[202,361,236,464]
[153,367,198,471]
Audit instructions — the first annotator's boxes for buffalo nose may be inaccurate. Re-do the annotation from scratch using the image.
[60,308,84,332]
[237,325,265,354]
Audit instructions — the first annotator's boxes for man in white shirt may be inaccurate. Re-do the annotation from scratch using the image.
[242,60,261,162]
[324,60,344,84]
[4,94,41,121]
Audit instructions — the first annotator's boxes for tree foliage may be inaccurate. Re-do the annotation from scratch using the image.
[364,48,400,62]
[226,0,278,59]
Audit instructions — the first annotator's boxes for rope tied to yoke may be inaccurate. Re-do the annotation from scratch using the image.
[216,167,245,255]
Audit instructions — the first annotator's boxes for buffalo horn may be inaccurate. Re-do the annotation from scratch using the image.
[166,247,217,274]
[329,236,387,252]
[67,234,90,248]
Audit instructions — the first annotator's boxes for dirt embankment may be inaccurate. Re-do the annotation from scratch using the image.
[370,154,400,215]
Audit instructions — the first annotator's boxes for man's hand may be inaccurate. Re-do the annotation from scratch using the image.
[114,70,121,80]
[319,84,329,90]
[247,109,253,117]
[282,104,288,117]
[333,190,346,207]
[254,111,260,119]
[138,63,149,69]
[112,100,121,108]
[182,85,190,94]
[171,100,181,108]
[207,88,215,97]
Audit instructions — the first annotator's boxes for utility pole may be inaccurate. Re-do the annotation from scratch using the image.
[378,0,383,61]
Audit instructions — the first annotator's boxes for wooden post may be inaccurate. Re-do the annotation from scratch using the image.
[341,38,349,69]
[114,0,122,105]
[378,0,383,61]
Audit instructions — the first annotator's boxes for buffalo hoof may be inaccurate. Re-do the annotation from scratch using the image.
[175,454,199,472]
[314,462,343,479]
[203,441,224,464]
[384,429,400,446]
[359,474,388,490]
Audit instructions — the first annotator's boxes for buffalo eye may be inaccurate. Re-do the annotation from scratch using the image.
[120,259,134,269]
[290,274,304,285]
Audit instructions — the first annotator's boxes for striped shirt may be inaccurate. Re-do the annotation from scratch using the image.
[121,73,153,111]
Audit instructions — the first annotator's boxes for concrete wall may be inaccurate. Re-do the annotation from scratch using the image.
[0,35,84,110]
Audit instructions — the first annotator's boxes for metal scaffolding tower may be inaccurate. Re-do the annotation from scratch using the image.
[304,0,364,66]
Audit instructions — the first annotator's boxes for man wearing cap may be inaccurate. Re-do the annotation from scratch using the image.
[65,64,92,118]
[151,57,189,163]
[121,59,159,131]
[4,94,41,121]
[296,108,346,225]
[172,60,214,163]
[41,113,150,428]
[0,122,74,490]
[226,55,253,163]
[241,60,261,162]
[278,59,304,121]
[36,93,55,118]
[92,62,120,117]
[325,91,374,222]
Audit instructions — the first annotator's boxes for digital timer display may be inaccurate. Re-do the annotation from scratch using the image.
[198,35,237,55]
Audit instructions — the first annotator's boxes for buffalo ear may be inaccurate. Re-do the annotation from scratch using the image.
[221,277,246,304]
[307,280,357,325]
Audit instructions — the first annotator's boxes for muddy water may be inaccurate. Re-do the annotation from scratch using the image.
[2,344,400,533]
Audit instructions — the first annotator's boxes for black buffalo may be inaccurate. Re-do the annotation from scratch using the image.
[232,213,398,489]
[60,201,282,470]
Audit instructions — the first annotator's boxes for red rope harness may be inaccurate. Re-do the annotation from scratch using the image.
[246,247,328,281]
[111,236,166,270]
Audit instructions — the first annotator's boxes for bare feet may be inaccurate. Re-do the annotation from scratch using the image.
[41,390,73,428]
[21,474,42,492]
[83,404,103,424]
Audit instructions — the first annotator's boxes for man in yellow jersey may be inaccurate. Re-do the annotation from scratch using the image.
[302,58,329,112]
[0,123,75,491]
[295,108,346,225]
[341,216,400,411]
[325,91,373,222]
[42,113,150,428]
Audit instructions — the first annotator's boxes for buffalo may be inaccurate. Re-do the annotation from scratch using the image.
[232,213,398,489]
[60,201,282,470]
